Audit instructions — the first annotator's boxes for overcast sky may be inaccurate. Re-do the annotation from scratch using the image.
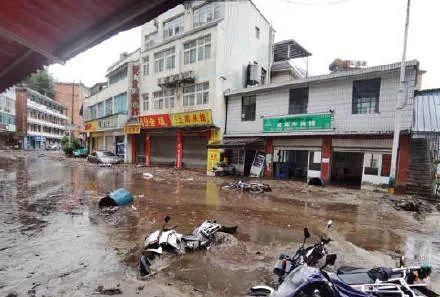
[49,0,439,89]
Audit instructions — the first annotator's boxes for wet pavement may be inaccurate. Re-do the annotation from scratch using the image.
[1,150,439,296]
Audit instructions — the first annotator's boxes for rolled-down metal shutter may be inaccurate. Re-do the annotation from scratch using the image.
[182,136,207,168]
[332,138,392,153]
[150,136,176,166]
[273,138,322,151]
[105,136,113,151]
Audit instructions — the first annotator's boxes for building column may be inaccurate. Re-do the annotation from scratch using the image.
[145,135,151,166]
[396,134,410,193]
[176,129,183,169]
[123,134,128,163]
[131,134,137,164]
[321,136,332,184]
[264,137,273,177]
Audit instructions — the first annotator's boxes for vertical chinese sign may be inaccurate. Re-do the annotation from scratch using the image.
[131,65,140,117]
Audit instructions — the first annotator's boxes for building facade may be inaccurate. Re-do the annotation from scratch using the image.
[54,82,89,142]
[0,87,16,147]
[83,50,140,159]
[126,0,274,169]
[15,87,68,149]
[222,60,421,191]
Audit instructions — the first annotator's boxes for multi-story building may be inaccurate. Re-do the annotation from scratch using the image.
[83,50,140,158]
[220,60,422,192]
[127,1,274,169]
[54,82,90,142]
[15,86,68,149]
[0,87,16,147]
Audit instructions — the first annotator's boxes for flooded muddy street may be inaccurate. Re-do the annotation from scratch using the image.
[1,150,440,296]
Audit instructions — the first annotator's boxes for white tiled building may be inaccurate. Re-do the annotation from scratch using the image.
[130,0,274,169]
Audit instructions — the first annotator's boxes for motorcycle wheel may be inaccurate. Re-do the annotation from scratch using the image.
[139,255,152,276]
[249,185,264,194]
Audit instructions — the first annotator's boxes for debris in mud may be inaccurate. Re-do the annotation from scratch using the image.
[99,188,133,207]
[6,292,18,297]
[142,172,154,179]
[393,199,421,212]
[95,285,122,295]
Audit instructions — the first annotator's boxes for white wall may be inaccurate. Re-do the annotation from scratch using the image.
[138,1,273,132]
[226,67,418,135]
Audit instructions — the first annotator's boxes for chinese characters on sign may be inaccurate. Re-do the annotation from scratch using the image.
[98,115,119,129]
[263,113,333,132]
[124,124,141,134]
[84,120,97,132]
[139,114,172,128]
[172,110,212,127]
[131,65,140,117]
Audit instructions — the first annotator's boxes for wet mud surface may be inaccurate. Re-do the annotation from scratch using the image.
[1,150,439,296]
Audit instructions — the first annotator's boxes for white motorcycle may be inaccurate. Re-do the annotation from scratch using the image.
[139,216,237,276]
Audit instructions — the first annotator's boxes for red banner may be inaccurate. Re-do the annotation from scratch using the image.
[139,114,172,128]
[130,65,140,117]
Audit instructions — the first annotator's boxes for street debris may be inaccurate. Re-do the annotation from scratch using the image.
[99,188,133,208]
[394,199,421,212]
[142,172,154,179]
[95,284,122,295]
[308,177,325,186]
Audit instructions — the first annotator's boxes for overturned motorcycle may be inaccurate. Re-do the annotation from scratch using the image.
[222,179,272,194]
[139,216,238,276]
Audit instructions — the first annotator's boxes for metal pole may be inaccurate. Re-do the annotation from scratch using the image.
[389,0,411,191]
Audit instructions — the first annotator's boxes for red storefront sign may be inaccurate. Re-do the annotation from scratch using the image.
[139,114,172,128]
[130,65,140,117]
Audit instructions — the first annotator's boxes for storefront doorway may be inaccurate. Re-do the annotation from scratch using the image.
[331,152,364,188]
[273,149,309,181]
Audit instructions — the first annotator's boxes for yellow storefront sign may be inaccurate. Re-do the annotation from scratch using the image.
[124,124,141,134]
[171,110,212,127]
[84,120,98,133]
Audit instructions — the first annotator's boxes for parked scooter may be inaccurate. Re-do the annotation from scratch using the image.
[222,180,271,194]
[139,216,237,276]
[273,220,333,284]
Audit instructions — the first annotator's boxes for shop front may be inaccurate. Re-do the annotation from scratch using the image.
[85,114,127,157]
[134,110,217,169]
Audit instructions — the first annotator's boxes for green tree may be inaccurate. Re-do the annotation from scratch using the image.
[23,68,56,98]
[61,136,81,156]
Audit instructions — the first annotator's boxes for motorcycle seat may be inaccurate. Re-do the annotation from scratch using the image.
[337,266,374,285]
[181,234,200,242]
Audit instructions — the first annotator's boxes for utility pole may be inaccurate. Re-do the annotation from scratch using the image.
[389,0,411,192]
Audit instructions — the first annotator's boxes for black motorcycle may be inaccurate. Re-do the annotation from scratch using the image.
[273,220,333,284]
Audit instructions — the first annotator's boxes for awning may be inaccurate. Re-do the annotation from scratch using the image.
[207,137,264,149]
[0,0,182,92]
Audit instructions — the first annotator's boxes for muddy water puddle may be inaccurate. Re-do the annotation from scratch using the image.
[1,151,440,296]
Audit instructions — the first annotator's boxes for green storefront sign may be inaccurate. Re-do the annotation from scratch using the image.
[263,113,333,132]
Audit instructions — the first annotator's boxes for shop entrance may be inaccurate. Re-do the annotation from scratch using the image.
[150,135,176,166]
[331,152,364,188]
[273,150,309,181]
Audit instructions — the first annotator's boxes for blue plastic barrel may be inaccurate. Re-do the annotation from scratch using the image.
[99,188,133,207]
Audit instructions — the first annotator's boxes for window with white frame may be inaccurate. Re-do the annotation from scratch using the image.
[142,93,149,112]
[183,82,209,107]
[364,153,381,175]
[193,2,222,27]
[105,98,113,116]
[163,15,184,39]
[97,102,104,118]
[154,47,175,72]
[184,35,211,65]
[153,89,175,110]
[144,32,158,49]
[142,56,149,76]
